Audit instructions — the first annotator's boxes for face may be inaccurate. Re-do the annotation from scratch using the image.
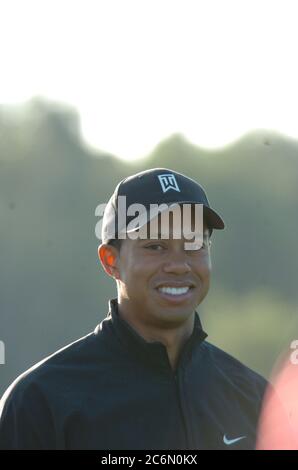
[99,207,212,328]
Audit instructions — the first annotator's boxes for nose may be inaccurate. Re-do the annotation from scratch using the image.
[162,252,192,275]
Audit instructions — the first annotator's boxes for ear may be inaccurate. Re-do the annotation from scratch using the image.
[98,244,120,280]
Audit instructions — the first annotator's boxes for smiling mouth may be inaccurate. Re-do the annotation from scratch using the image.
[158,286,191,296]
[155,285,196,304]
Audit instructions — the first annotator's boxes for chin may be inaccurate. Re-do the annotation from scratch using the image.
[153,305,195,323]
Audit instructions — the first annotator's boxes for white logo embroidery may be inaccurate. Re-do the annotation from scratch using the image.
[223,434,246,446]
[158,174,181,193]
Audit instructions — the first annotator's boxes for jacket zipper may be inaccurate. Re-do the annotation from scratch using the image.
[173,369,193,450]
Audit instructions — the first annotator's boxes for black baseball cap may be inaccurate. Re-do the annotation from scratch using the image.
[101,168,225,243]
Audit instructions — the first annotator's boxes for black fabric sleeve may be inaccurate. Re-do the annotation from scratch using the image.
[0,379,57,449]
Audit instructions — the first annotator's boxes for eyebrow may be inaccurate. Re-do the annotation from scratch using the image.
[140,231,209,240]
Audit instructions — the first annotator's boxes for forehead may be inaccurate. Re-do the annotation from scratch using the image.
[145,203,208,238]
[125,204,209,242]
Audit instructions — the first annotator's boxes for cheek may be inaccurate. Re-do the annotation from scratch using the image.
[205,257,212,273]
[194,254,212,278]
[118,257,149,283]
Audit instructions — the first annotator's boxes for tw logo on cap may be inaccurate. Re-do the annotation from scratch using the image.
[157,174,181,193]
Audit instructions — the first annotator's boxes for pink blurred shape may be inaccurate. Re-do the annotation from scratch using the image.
[256,345,298,450]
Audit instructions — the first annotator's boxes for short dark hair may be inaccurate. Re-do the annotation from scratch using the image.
[107,238,123,252]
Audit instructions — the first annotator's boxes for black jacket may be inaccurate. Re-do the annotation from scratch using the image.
[0,298,268,450]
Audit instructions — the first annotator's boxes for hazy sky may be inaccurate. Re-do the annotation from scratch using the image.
[1,0,297,160]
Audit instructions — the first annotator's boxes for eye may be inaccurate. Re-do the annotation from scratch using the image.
[144,243,165,251]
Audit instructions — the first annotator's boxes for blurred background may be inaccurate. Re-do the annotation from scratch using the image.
[1,0,298,395]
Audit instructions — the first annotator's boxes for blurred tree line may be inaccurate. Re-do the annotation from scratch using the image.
[0,98,297,395]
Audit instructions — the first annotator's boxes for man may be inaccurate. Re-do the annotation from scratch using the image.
[0,167,268,449]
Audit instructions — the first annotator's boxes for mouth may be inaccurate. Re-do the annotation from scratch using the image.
[155,285,195,304]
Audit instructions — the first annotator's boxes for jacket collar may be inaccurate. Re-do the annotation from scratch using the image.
[107,298,208,375]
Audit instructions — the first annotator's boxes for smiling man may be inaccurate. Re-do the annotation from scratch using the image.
[100,208,212,373]
[0,168,268,450]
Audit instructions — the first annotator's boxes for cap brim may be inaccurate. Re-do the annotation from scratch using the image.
[124,201,225,234]
[203,206,225,230]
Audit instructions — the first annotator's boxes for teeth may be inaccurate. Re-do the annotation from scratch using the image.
[158,286,190,295]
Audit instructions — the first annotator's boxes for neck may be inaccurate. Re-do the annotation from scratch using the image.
[117,298,195,371]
